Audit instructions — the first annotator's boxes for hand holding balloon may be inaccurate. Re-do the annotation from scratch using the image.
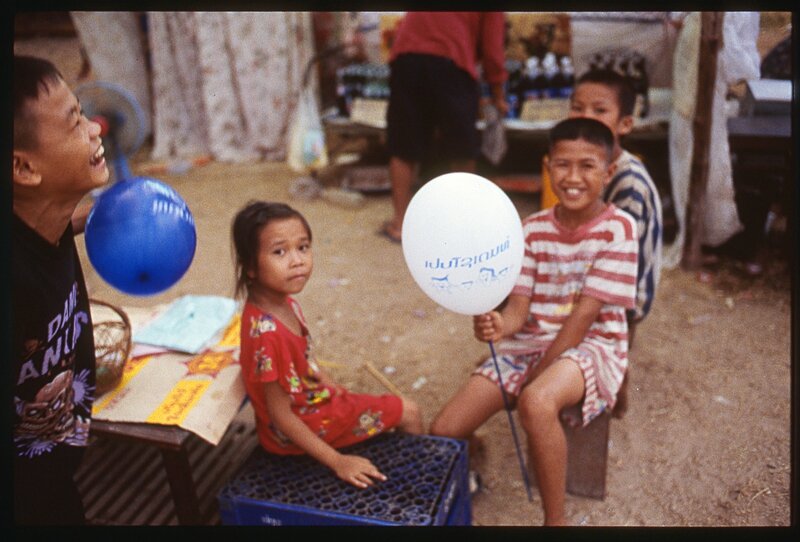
[85,177,196,296]
[473,312,504,343]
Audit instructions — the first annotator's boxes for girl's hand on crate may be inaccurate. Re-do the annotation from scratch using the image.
[333,454,387,489]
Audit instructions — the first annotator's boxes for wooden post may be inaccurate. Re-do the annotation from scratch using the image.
[682,12,724,270]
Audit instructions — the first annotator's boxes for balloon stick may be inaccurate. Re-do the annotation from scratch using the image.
[489,340,534,502]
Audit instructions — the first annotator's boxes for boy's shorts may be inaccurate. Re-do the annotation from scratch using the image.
[473,347,616,428]
[386,53,480,163]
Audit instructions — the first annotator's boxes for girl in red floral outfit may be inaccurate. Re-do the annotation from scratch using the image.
[232,201,422,488]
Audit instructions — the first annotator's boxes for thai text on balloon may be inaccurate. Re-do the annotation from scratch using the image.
[424,236,511,269]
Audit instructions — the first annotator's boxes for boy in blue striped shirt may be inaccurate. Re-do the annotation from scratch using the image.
[568,68,663,416]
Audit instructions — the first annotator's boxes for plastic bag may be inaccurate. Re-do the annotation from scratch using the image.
[287,86,329,172]
[480,103,507,166]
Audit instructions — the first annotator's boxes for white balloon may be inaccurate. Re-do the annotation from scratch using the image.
[402,172,525,316]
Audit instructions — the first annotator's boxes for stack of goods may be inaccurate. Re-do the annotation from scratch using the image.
[489,53,575,120]
[335,63,391,118]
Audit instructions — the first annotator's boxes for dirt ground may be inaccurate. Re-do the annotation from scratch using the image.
[15,25,793,527]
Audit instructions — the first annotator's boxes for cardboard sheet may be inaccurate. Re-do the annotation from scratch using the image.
[92,299,245,445]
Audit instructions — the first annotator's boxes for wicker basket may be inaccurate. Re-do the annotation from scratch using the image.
[91,298,132,396]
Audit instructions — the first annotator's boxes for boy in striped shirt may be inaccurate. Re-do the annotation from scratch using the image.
[568,68,663,416]
[430,118,638,525]
[568,68,662,337]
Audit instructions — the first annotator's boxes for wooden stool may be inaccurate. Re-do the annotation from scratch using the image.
[561,404,611,500]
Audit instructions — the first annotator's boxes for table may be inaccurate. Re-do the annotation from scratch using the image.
[327,88,672,135]
[728,114,791,154]
[89,420,202,524]
[727,114,792,260]
[79,405,257,525]
[322,89,671,195]
[324,102,669,145]
[727,114,791,197]
[84,300,248,524]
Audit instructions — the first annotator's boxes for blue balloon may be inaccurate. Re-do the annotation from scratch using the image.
[85,177,197,296]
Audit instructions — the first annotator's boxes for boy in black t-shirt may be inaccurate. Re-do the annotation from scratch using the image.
[12,55,110,525]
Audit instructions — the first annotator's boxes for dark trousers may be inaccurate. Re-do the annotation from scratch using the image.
[14,445,87,525]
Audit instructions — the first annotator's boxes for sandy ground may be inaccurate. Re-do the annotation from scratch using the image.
[71,159,792,527]
[15,27,793,527]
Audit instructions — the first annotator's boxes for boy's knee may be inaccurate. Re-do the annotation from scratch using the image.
[518,387,560,428]
[429,409,468,439]
[428,413,451,438]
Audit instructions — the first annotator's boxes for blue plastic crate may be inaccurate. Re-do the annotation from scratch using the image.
[218,432,470,526]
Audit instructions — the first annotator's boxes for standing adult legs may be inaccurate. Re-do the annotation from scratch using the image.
[385,156,419,241]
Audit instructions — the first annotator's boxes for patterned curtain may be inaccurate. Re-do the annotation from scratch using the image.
[148,11,317,163]
[70,12,153,138]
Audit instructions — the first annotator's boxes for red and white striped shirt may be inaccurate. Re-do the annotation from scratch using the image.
[499,204,638,361]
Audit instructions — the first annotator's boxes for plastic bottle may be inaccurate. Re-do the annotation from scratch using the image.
[377,64,391,100]
[550,55,566,98]
[504,59,523,118]
[532,56,548,101]
[351,64,364,102]
[559,55,575,98]
[524,56,542,101]
[541,52,559,99]
[335,67,348,117]
[515,60,530,114]
[362,65,373,99]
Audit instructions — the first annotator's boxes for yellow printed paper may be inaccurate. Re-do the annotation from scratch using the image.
[146,380,212,425]
[216,315,241,349]
[185,350,236,377]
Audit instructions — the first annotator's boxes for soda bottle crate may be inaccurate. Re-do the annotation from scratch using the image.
[217,432,470,526]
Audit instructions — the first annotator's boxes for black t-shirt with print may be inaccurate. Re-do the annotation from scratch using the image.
[12,213,96,466]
